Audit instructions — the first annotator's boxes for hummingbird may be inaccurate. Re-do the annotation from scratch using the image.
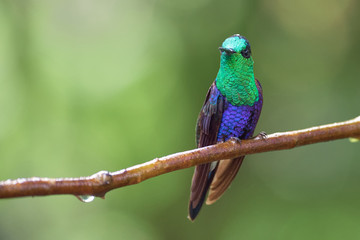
[188,34,263,221]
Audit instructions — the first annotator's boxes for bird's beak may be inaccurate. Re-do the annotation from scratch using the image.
[219,47,236,54]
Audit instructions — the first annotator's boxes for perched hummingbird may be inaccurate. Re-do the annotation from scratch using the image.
[188,34,263,221]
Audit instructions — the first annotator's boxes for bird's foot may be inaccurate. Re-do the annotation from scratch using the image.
[229,137,242,145]
[252,131,267,140]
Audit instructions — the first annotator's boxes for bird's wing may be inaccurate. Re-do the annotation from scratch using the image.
[189,82,225,220]
[195,82,225,148]
[206,78,263,205]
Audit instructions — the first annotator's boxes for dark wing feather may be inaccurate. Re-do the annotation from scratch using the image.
[206,78,263,205]
[189,82,225,221]
[255,78,263,98]
[196,83,224,147]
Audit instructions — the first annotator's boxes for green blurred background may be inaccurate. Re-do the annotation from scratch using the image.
[0,0,359,239]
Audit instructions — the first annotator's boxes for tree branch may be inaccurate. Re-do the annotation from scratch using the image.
[0,116,359,200]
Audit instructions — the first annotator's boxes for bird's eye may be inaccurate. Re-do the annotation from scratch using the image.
[241,48,251,58]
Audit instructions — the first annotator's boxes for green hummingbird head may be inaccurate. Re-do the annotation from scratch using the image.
[216,34,259,106]
[219,34,252,59]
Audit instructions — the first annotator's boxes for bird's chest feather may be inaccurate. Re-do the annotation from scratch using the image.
[217,101,256,142]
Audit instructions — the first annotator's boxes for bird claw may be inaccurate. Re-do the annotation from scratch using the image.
[229,137,242,144]
[253,131,267,140]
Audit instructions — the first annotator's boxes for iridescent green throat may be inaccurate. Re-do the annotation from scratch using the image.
[216,55,259,106]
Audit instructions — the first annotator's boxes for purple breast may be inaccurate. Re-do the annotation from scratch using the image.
[216,100,261,142]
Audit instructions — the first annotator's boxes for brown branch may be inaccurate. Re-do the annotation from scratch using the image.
[0,116,359,200]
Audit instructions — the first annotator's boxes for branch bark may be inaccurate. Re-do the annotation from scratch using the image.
[0,116,359,200]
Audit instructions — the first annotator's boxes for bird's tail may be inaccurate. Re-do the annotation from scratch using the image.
[206,157,244,205]
[188,163,217,221]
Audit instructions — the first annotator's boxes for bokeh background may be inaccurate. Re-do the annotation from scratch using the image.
[1,0,359,239]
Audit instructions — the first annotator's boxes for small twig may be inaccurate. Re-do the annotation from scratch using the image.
[0,116,359,199]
